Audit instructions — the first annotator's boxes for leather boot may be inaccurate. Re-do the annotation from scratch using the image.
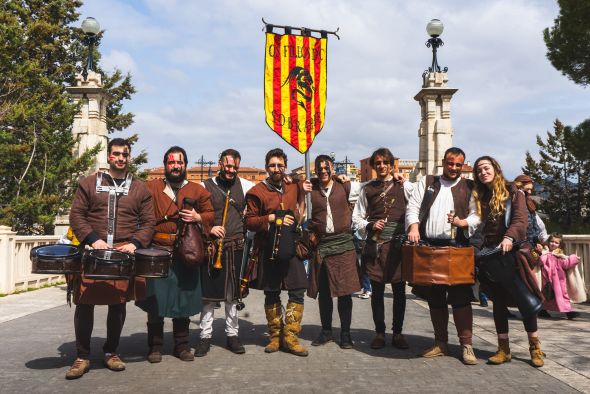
[422,340,448,358]
[147,322,164,363]
[264,303,283,353]
[283,302,308,356]
[529,337,545,367]
[172,318,194,361]
[488,338,511,365]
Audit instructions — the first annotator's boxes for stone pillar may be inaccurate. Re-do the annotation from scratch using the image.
[56,71,109,235]
[411,72,457,181]
[66,71,109,173]
[0,225,17,294]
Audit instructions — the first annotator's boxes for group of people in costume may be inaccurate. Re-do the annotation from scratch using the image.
[64,138,559,379]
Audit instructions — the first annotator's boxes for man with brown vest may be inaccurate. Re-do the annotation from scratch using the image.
[352,147,413,350]
[67,138,155,379]
[245,148,309,356]
[304,155,361,349]
[406,147,480,365]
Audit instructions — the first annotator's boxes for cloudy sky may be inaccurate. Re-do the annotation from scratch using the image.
[80,0,589,178]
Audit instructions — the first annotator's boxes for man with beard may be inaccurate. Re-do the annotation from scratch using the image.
[67,138,155,379]
[304,155,361,349]
[406,147,480,365]
[195,149,254,357]
[136,146,214,363]
[245,148,309,356]
[352,148,413,350]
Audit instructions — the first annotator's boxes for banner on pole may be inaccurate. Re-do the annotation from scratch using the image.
[264,32,327,153]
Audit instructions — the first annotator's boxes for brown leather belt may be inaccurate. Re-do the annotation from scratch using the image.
[154,232,177,242]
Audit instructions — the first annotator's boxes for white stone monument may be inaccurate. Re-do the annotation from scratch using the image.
[411,71,457,181]
[55,71,109,236]
[66,70,109,173]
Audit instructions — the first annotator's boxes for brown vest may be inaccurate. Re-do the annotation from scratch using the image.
[420,175,474,243]
[204,177,246,240]
[309,177,352,235]
[364,179,407,224]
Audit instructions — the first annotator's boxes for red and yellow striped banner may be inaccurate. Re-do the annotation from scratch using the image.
[264,32,327,153]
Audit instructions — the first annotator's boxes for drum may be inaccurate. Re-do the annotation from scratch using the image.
[134,248,172,278]
[83,249,133,279]
[401,244,475,286]
[30,244,82,274]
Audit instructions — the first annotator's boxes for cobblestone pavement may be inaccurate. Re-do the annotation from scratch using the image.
[0,285,588,393]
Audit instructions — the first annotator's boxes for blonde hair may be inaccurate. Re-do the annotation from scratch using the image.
[472,156,510,219]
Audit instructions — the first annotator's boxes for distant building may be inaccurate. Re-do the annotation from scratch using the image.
[359,157,472,182]
[146,165,267,183]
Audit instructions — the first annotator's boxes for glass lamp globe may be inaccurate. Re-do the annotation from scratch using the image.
[426,19,444,37]
[81,17,100,35]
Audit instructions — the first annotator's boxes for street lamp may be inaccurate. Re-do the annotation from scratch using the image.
[425,19,448,74]
[81,17,101,81]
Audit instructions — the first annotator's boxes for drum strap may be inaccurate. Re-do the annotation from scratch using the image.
[107,189,117,247]
[95,172,133,247]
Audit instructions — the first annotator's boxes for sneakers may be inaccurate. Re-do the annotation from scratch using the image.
[479,299,488,307]
[370,333,386,349]
[194,338,211,357]
[103,354,125,371]
[340,331,353,349]
[65,358,90,380]
[226,336,246,354]
[392,333,409,349]
[312,330,333,346]
[422,341,448,358]
[461,345,478,365]
[358,289,371,299]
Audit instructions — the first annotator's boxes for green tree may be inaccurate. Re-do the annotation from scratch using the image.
[0,1,142,234]
[544,0,590,86]
[523,119,587,232]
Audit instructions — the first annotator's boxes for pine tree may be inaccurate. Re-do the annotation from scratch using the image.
[544,0,590,87]
[523,119,585,231]
[0,1,142,234]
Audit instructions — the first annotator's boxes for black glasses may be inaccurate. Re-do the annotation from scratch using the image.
[111,152,129,158]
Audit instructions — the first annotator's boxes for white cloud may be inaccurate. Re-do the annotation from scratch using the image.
[101,50,138,74]
[168,47,212,67]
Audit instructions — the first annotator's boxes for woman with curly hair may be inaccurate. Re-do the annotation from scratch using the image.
[472,156,545,367]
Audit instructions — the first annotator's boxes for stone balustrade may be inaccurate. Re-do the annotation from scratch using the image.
[0,226,62,294]
[1,225,589,297]
[562,235,590,295]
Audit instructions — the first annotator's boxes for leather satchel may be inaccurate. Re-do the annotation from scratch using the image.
[175,221,206,267]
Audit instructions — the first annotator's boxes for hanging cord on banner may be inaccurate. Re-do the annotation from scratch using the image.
[262,18,340,39]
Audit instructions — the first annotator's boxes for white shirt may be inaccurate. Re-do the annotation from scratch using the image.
[352,179,414,239]
[405,176,480,239]
[321,182,335,234]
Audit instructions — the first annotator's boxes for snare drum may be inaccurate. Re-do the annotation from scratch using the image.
[83,249,133,279]
[30,244,82,274]
[134,248,172,278]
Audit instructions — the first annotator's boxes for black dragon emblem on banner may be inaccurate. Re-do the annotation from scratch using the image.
[281,67,314,110]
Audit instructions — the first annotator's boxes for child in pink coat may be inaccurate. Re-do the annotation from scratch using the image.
[539,233,580,320]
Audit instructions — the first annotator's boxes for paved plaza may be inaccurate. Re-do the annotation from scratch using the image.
[0,284,589,393]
